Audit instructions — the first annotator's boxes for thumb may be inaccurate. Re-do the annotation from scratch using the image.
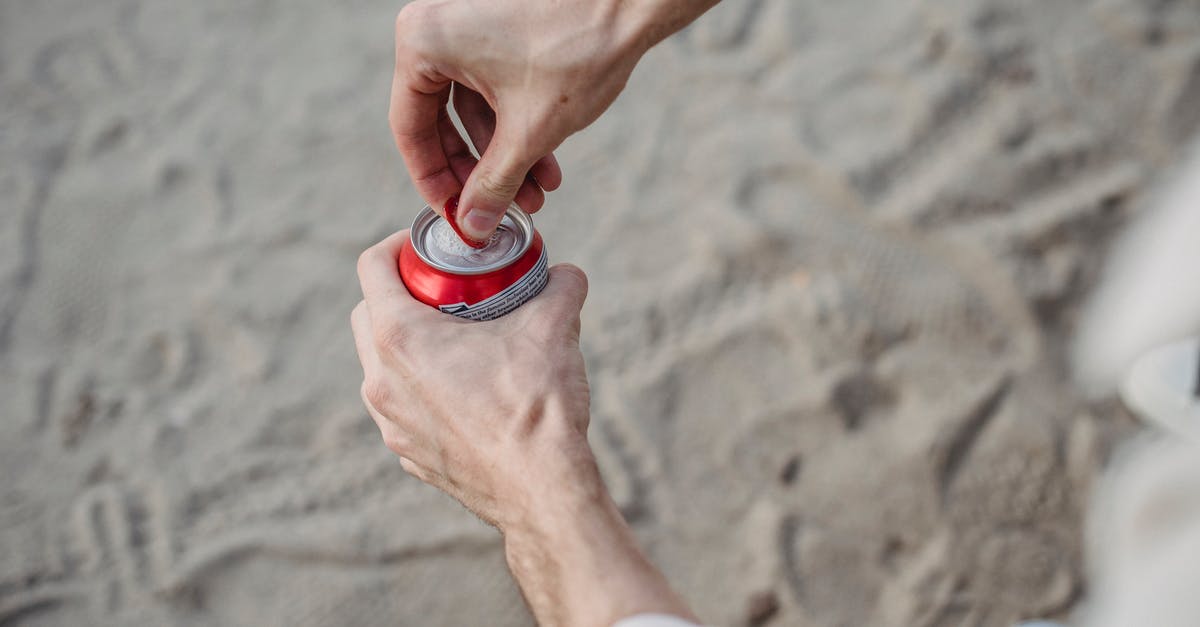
[458,123,539,241]
[521,264,589,327]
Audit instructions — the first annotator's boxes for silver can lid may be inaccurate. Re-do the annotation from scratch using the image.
[409,203,535,275]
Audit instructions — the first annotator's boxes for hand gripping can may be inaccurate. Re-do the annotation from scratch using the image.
[398,203,549,320]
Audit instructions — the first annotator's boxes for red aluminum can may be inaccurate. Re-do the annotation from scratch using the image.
[398,204,549,320]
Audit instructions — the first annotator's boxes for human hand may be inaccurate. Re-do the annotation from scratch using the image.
[351,230,697,626]
[390,0,655,242]
[351,230,597,530]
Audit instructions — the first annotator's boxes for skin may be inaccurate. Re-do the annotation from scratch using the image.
[352,232,698,626]
[371,1,721,623]
[389,0,721,241]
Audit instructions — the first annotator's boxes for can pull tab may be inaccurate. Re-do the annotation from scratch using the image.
[443,197,488,249]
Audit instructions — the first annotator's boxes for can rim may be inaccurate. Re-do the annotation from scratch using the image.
[409,203,535,275]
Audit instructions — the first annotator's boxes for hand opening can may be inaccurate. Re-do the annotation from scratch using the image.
[398,204,549,321]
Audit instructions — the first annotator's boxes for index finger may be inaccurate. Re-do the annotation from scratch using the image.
[356,230,431,318]
[389,68,460,210]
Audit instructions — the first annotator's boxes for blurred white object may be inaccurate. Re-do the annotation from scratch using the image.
[1071,139,1200,627]
[1119,337,1200,438]
[612,615,702,627]
[1073,141,1200,394]
[1078,436,1200,627]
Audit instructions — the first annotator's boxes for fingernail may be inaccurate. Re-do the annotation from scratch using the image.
[442,197,486,248]
[462,208,503,240]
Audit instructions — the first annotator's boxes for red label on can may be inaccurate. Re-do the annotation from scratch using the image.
[399,231,548,321]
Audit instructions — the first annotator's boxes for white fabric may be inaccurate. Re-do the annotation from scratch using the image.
[1074,139,1200,392]
[611,614,704,627]
[1076,435,1200,627]
[1120,337,1200,439]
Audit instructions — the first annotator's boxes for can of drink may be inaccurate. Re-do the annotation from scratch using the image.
[398,203,549,320]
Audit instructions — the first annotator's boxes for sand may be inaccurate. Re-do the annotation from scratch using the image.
[2,0,1199,625]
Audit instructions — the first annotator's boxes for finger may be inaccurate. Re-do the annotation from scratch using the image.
[397,456,428,481]
[360,385,436,483]
[457,120,544,241]
[454,86,546,213]
[389,72,461,210]
[530,153,562,192]
[360,382,415,456]
[514,173,547,214]
[357,229,434,319]
[350,300,382,375]
[519,264,589,327]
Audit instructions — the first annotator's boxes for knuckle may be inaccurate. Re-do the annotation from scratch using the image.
[395,3,441,60]
[350,300,367,326]
[356,247,377,282]
[557,264,588,290]
[398,457,428,481]
[383,434,410,458]
[374,321,413,354]
[476,170,523,200]
[362,378,392,410]
[394,2,427,36]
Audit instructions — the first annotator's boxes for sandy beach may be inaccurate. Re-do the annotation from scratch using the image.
[3,0,1200,625]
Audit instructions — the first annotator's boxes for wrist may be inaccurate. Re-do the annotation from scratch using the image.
[499,429,607,537]
[500,439,698,627]
[615,0,722,54]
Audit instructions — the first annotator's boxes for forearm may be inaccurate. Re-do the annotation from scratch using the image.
[502,446,697,627]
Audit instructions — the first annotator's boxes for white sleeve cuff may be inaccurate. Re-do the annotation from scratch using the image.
[612,614,704,627]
